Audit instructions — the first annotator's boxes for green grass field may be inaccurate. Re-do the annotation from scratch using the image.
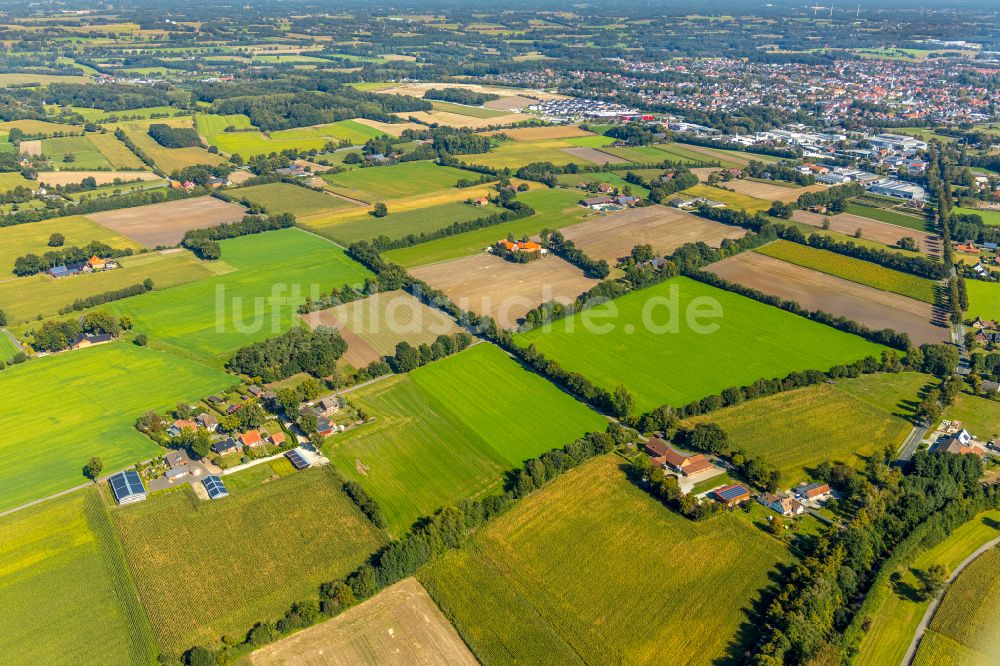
[913,543,1000,666]
[684,373,922,484]
[114,467,386,656]
[562,134,617,148]
[382,188,588,268]
[0,330,17,360]
[327,343,607,535]
[198,114,385,157]
[857,509,1000,666]
[0,119,82,136]
[235,182,353,217]
[429,100,509,118]
[419,455,791,665]
[652,142,742,167]
[755,240,939,303]
[0,171,38,192]
[954,206,1000,226]
[944,391,1000,443]
[0,343,232,512]
[321,162,471,202]
[0,214,142,276]
[966,280,1000,321]
[104,229,371,365]
[88,132,147,169]
[0,489,156,665]
[41,135,113,169]
[681,183,772,212]
[592,145,666,163]
[305,199,502,246]
[515,277,887,413]
[0,250,218,324]
[845,201,929,232]
[467,139,584,170]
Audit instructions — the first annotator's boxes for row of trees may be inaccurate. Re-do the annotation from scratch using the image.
[227,326,348,382]
[541,228,610,278]
[181,211,295,259]
[58,279,153,315]
[424,87,500,105]
[13,241,135,276]
[389,333,473,374]
[368,201,534,252]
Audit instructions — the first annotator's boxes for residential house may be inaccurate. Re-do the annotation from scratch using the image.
[580,195,615,208]
[211,437,241,455]
[795,482,832,502]
[240,430,263,448]
[270,432,286,447]
[497,239,546,255]
[645,439,714,477]
[195,413,218,432]
[87,255,117,272]
[316,416,335,437]
[471,196,490,207]
[758,492,805,516]
[972,317,998,330]
[69,333,113,350]
[317,397,341,414]
[247,385,264,398]
[164,449,192,469]
[956,241,979,254]
[167,419,197,437]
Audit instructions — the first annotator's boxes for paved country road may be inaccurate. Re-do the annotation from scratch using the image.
[901,536,1000,665]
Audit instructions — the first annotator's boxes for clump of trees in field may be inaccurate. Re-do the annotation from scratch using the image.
[147,123,201,148]
[227,326,348,382]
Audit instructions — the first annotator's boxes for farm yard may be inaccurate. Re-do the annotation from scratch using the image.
[320,162,475,202]
[419,455,792,665]
[856,509,1000,666]
[791,209,936,254]
[85,196,248,247]
[0,490,156,666]
[327,344,607,535]
[301,290,462,368]
[514,276,888,413]
[0,214,142,275]
[382,188,590,268]
[411,252,598,329]
[684,374,919,484]
[913,544,1000,666]
[248,578,477,666]
[754,240,940,303]
[114,467,386,657]
[0,249,219,325]
[235,182,355,217]
[107,228,373,364]
[554,170,650,197]
[0,344,232,512]
[559,205,747,263]
[707,252,949,345]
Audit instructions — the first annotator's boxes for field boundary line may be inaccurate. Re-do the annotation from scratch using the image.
[901,535,1000,665]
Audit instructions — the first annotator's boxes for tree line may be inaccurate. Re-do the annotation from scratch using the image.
[58,279,153,315]
[181,212,295,259]
[13,242,135,277]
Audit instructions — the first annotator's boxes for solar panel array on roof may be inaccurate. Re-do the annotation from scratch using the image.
[202,475,229,500]
[716,484,749,501]
[285,449,310,470]
[109,470,147,504]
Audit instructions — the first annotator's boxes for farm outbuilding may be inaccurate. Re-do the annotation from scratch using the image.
[202,475,229,500]
[285,449,311,471]
[109,470,147,505]
[713,484,751,507]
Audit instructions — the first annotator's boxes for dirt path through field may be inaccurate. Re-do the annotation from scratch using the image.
[707,252,950,345]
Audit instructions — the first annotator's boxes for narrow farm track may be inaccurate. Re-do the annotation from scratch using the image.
[902,536,1000,665]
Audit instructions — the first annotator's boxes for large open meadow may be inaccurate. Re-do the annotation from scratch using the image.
[0,489,156,665]
[0,250,217,325]
[419,455,791,665]
[107,228,373,365]
[114,467,386,656]
[0,344,232,511]
[966,279,1000,321]
[515,277,888,413]
[327,343,607,535]
[235,182,355,217]
[684,372,924,484]
[321,161,473,202]
[197,114,385,156]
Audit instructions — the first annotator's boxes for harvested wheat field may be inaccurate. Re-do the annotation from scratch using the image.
[561,146,628,164]
[560,205,747,263]
[396,110,530,129]
[791,209,938,254]
[706,252,949,345]
[727,179,825,202]
[691,167,721,181]
[300,290,462,368]
[249,578,477,666]
[484,95,539,111]
[36,170,158,186]
[497,125,594,141]
[351,118,425,136]
[411,253,598,329]
[19,139,41,156]
[86,196,247,247]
